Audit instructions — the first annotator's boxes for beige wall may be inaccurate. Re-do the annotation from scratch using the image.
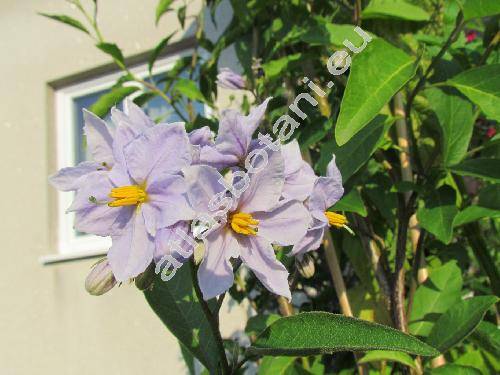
[0,1,245,374]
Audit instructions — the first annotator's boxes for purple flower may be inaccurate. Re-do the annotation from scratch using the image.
[291,156,345,257]
[49,99,154,191]
[188,126,214,164]
[199,98,271,168]
[216,68,246,90]
[66,123,195,281]
[49,110,115,191]
[185,150,310,300]
[281,140,316,202]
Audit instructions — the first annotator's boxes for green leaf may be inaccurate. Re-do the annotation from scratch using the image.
[470,321,500,357]
[446,64,500,121]
[448,158,500,182]
[336,39,416,145]
[96,42,125,66]
[417,185,459,244]
[179,341,196,375]
[259,356,296,375]
[409,261,463,337]
[359,350,416,368]
[38,13,90,35]
[246,312,439,357]
[173,78,207,103]
[453,205,500,226]
[89,86,139,118]
[332,189,367,217]
[427,295,498,353]
[319,115,393,180]
[362,0,430,21]
[177,5,187,28]
[144,267,220,373]
[430,364,482,375]
[263,53,302,80]
[426,88,474,166]
[246,314,281,337]
[300,22,376,47]
[458,0,500,21]
[478,184,500,209]
[155,0,174,25]
[148,32,176,74]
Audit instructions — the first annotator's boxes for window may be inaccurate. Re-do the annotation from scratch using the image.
[51,50,207,258]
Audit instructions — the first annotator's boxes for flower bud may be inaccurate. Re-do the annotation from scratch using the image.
[135,262,156,291]
[216,68,246,90]
[85,258,116,296]
[296,253,315,279]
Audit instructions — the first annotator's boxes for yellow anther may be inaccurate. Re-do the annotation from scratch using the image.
[325,211,348,228]
[229,212,259,236]
[108,185,147,207]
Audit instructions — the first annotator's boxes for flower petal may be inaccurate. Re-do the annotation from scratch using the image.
[67,170,112,212]
[253,200,310,246]
[239,236,291,300]
[198,145,240,169]
[184,165,226,214]
[282,163,316,202]
[123,123,191,184]
[215,98,271,160]
[49,161,102,192]
[74,204,133,237]
[198,227,239,299]
[290,226,325,256]
[154,222,194,263]
[239,148,285,212]
[189,126,213,146]
[308,156,343,213]
[108,210,155,281]
[83,109,115,165]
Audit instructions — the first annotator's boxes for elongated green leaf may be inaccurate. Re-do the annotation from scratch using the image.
[39,13,90,34]
[263,53,302,80]
[426,88,474,166]
[246,314,281,337]
[470,321,500,357]
[155,0,174,25]
[427,296,498,353]
[173,78,207,103]
[478,184,500,209]
[448,158,500,182]
[148,32,176,73]
[336,39,416,145]
[89,86,139,118]
[144,268,220,373]
[247,312,439,357]
[430,364,482,375]
[359,350,416,368]
[417,185,458,244]
[96,42,125,65]
[362,0,430,21]
[446,64,500,121]
[332,189,367,217]
[300,23,376,47]
[259,356,296,375]
[179,341,196,375]
[453,205,500,226]
[409,261,463,337]
[458,0,500,21]
[319,115,392,180]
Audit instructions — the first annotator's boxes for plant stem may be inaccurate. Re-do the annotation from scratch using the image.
[406,11,464,115]
[189,259,230,375]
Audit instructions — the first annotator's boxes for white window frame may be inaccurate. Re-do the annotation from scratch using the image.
[50,49,209,259]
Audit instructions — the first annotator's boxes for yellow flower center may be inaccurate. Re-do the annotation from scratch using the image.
[108,185,147,207]
[229,212,259,236]
[325,211,347,228]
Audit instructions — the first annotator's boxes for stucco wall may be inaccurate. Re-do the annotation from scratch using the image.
[0,1,245,374]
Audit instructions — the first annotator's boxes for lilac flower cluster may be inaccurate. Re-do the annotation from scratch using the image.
[50,99,345,300]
